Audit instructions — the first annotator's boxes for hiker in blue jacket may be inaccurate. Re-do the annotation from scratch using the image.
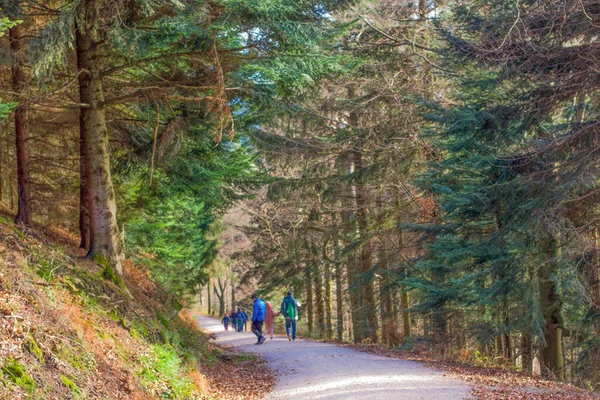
[230,309,238,331]
[251,293,266,344]
[280,291,300,341]
[241,309,249,331]
[237,307,245,332]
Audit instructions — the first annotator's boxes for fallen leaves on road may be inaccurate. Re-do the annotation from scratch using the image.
[199,344,275,400]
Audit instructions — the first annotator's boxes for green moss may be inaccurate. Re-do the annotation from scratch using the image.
[93,254,111,268]
[100,265,122,286]
[2,358,36,393]
[24,335,44,364]
[60,374,80,398]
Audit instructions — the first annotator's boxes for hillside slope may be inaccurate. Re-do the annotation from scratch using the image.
[0,213,271,399]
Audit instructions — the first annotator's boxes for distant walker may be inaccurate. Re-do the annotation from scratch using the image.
[280,291,300,341]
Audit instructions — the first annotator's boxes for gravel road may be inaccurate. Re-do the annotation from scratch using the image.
[196,315,471,400]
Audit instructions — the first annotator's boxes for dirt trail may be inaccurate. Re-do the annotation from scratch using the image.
[196,315,471,400]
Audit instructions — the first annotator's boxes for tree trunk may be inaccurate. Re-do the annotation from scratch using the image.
[79,115,90,250]
[10,23,32,226]
[521,332,533,375]
[215,277,227,316]
[306,267,314,334]
[314,263,326,337]
[334,236,344,342]
[419,0,427,20]
[337,151,361,342]
[207,280,212,315]
[401,287,411,338]
[0,130,4,203]
[538,236,565,380]
[353,149,378,343]
[231,280,236,312]
[75,1,123,274]
[324,261,333,340]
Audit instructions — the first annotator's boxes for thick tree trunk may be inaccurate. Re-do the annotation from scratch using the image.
[10,23,32,226]
[338,152,360,342]
[75,1,123,274]
[538,236,565,380]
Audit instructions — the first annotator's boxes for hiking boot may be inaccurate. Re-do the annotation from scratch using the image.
[259,336,265,344]
[287,334,291,341]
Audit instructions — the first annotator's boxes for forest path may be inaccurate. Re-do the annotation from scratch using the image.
[195,315,471,400]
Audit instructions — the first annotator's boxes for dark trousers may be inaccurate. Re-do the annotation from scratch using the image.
[251,321,264,341]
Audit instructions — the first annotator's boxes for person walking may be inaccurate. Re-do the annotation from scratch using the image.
[241,309,249,331]
[230,309,238,331]
[280,291,299,341]
[221,314,231,331]
[264,301,279,340]
[251,294,266,344]
[237,308,245,332]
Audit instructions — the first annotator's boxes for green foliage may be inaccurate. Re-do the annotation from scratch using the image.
[2,358,36,393]
[137,344,196,399]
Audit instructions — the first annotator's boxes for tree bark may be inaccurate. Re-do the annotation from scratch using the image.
[521,332,533,375]
[338,151,360,342]
[214,277,227,316]
[334,236,344,342]
[353,149,378,343]
[324,260,333,340]
[419,0,427,20]
[75,1,123,274]
[10,23,32,226]
[306,267,314,334]
[314,263,326,337]
[231,279,236,312]
[207,280,212,315]
[79,114,90,250]
[538,236,565,380]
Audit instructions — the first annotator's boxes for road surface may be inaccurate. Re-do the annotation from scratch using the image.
[196,315,471,400]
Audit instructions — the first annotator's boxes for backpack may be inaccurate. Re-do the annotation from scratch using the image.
[285,300,295,319]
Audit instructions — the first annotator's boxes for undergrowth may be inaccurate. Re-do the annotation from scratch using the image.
[0,215,221,399]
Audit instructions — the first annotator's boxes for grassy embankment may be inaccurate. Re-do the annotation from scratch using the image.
[0,211,272,399]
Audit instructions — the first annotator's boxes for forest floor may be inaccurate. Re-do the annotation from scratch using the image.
[195,314,600,400]
[194,315,471,400]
